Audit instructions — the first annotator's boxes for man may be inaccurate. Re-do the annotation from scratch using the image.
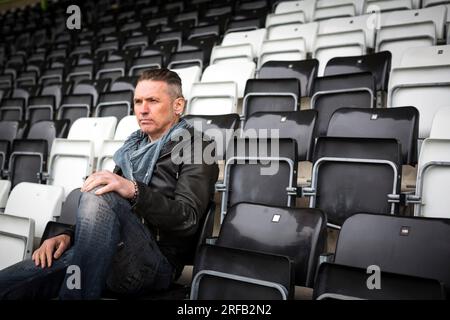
[0,69,219,299]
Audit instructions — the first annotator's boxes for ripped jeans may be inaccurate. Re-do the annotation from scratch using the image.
[0,187,174,300]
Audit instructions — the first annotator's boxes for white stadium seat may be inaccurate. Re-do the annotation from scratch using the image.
[97,140,124,172]
[187,82,238,115]
[114,115,140,140]
[0,214,34,270]
[409,138,450,218]
[171,65,202,100]
[5,182,64,239]
[201,60,256,98]
[67,116,117,157]
[48,139,95,197]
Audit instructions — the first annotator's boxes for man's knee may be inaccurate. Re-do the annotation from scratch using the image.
[77,187,127,221]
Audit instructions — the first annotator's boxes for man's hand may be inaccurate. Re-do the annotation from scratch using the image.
[32,234,71,268]
[81,170,135,199]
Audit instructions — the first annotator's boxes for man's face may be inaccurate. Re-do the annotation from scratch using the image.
[133,80,184,140]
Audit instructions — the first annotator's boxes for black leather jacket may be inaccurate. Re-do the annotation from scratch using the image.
[62,127,219,277]
[116,126,219,275]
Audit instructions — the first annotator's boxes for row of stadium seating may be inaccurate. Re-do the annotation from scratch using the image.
[0,0,450,300]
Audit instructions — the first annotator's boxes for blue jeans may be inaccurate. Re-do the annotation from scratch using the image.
[0,187,174,300]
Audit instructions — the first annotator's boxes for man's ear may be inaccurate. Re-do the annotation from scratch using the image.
[173,97,185,116]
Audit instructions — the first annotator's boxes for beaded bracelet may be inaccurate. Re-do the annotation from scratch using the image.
[130,180,139,205]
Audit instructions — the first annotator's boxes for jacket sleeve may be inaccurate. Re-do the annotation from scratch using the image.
[133,159,219,236]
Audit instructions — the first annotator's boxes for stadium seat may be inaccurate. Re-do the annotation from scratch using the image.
[95,90,134,121]
[201,60,256,98]
[210,43,254,64]
[324,51,392,93]
[220,28,267,59]
[244,110,317,161]
[97,140,124,172]
[304,137,402,228]
[364,0,414,13]
[67,116,117,157]
[72,79,110,107]
[216,138,298,222]
[168,50,204,71]
[66,64,94,85]
[27,95,56,124]
[407,138,450,218]
[314,213,450,299]
[191,243,294,300]
[274,0,316,21]
[266,11,307,34]
[241,78,300,121]
[183,113,241,160]
[376,6,446,66]
[327,107,419,165]
[266,22,319,55]
[217,202,327,287]
[95,60,127,83]
[26,120,69,154]
[422,0,450,7]
[258,37,307,68]
[57,94,93,126]
[388,48,450,140]
[110,77,138,92]
[313,30,367,76]
[47,139,95,197]
[258,59,319,97]
[170,66,202,100]
[114,115,140,140]
[4,182,64,239]
[319,14,376,50]
[57,187,82,225]
[313,0,363,21]
[0,120,27,145]
[186,82,238,115]
[0,98,25,121]
[429,107,450,139]
[8,139,48,188]
[311,72,376,137]
[128,55,164,77]
[0,213,34,270]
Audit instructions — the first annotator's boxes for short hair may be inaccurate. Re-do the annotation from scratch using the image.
[137,68,183,100]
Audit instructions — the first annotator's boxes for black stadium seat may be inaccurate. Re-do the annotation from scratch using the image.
[244,110,317,161]
[314,213,450,299]
[0,120,28,144]
[0,98,25,121]
[192,244,294,300]
[242,78,301,120]
[217,202,327,288]
[217,138,298,220]
[58,94,93,126]
[324,51,392,93]
[27,95,56,124]
[327,107,419,165]
[95,90,134,121]
[311,72,376,137]
[258,59,319,98]
[306,137,402,227]
[183,113,241,160]
[8,139,48,188]
[27,120,70,154]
